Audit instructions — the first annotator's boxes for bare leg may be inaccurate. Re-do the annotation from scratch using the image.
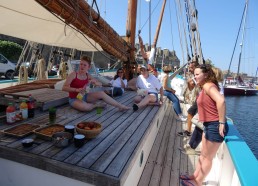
[135,94,156,109]
[193,135,222,185]
[187,113,194,132]
[87,91,130,111]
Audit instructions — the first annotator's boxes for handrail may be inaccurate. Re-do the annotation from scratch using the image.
[224,120,258,186]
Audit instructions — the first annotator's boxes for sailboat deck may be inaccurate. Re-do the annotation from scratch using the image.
[0,90,199,186]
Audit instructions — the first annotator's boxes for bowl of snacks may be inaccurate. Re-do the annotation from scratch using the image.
[52,132,73,147]
[76,121,102,139]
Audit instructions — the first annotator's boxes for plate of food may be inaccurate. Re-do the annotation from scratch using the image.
[34,124,65,141]
[3,123,40,138]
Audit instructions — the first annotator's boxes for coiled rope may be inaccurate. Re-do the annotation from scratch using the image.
[18,66,28,84]
[59,58,67,79]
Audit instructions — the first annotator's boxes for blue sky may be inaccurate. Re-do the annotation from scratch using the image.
[96,0,257,76]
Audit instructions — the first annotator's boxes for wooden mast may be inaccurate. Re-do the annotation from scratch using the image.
[35,0,130,61]
[152,0,167,48]
[124,0,138,79]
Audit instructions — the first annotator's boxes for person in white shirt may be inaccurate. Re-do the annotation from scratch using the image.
[109,68,127,97]
[133,65,164,111]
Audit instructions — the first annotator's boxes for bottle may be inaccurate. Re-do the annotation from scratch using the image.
[15,100,22,121]
[6,103,16,124]
[27,94,35,118]
[20,100,28,120]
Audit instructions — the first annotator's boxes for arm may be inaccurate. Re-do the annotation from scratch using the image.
[139,36,148,60]
[163,75,175,93]
[62,72,80,93]
[88,74,102,86]
[120,78,126,88]
[204,83,226,137]
[159,87,164,103]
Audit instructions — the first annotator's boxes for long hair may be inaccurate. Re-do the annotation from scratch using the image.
[196,64,219,89]
[114,68,125,80]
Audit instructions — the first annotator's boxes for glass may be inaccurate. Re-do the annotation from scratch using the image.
[49,107,56,125]
[96,107,103,115]
[65,125,75,136]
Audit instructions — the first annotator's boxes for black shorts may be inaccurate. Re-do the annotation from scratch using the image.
[187,101,198,115]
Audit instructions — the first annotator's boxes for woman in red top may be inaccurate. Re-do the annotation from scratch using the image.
[180,64,228,186]
[62,56,130,112]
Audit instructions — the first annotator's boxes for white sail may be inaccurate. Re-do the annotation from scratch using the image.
[0,0,102,51]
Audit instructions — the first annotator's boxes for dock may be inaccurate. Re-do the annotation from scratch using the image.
[0,88,200,186]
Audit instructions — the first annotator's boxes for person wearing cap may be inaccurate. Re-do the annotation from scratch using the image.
[133,65,164,111]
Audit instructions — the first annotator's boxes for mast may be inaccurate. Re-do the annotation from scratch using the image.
[237,0,248,76]
[124,0,138,79]
[152,0,167,48]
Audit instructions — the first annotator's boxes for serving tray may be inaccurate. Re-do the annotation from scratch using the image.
[33,124,65,141]
[3,124,40,138]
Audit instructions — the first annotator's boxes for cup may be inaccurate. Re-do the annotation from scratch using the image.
[49,107,56,125]
[74,134,85,148]
[65,125,75,136]
[96,107,103,115]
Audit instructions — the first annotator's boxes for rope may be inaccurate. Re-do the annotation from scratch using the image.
[174,0,185,65]
[177,0,190,64]
[18,66,28,84]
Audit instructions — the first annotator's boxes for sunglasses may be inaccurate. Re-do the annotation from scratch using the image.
[118,71,123,73]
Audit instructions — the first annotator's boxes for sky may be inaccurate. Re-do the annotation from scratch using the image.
[94,0,258,76]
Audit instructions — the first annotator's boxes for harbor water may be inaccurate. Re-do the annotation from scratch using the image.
[226,96,258,160]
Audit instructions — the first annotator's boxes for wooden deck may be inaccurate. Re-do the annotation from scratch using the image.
[0,90,176,186]
[0,88,201,186]
[138,103,199,186]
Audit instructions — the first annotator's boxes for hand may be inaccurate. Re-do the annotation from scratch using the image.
[219,124,225,137]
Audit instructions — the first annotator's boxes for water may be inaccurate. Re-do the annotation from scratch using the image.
[226,96,258,160]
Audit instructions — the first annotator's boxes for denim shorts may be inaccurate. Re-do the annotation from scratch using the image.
[203,121,229,143]
[69,94,88,106]
[148,92,158,102]
[187,101,198,115]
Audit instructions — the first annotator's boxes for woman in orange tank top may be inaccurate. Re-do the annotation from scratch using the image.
[180,64,228,186]
[62,55,130,112]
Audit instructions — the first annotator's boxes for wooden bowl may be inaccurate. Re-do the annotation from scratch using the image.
[75,121,102,139]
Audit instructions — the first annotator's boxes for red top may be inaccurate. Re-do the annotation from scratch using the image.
[197,85,219,122]
[69,73,89,99]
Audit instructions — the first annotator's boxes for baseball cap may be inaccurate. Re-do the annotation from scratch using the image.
[140,65,147,69]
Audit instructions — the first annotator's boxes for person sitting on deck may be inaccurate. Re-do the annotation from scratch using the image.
[161,65,186,121]
[107,68,127,97]
[62,55,130,112]
[133,65,164,111]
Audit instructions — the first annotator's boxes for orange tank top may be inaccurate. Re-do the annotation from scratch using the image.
[197,87,219,122]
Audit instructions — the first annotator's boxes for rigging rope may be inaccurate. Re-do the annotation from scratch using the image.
[226,3,246,77]
[176,0,190,63]
[168,0,175,51]
[174,0,186,65]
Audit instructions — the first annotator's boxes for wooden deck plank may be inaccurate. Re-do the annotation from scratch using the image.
[137,105,172,186]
